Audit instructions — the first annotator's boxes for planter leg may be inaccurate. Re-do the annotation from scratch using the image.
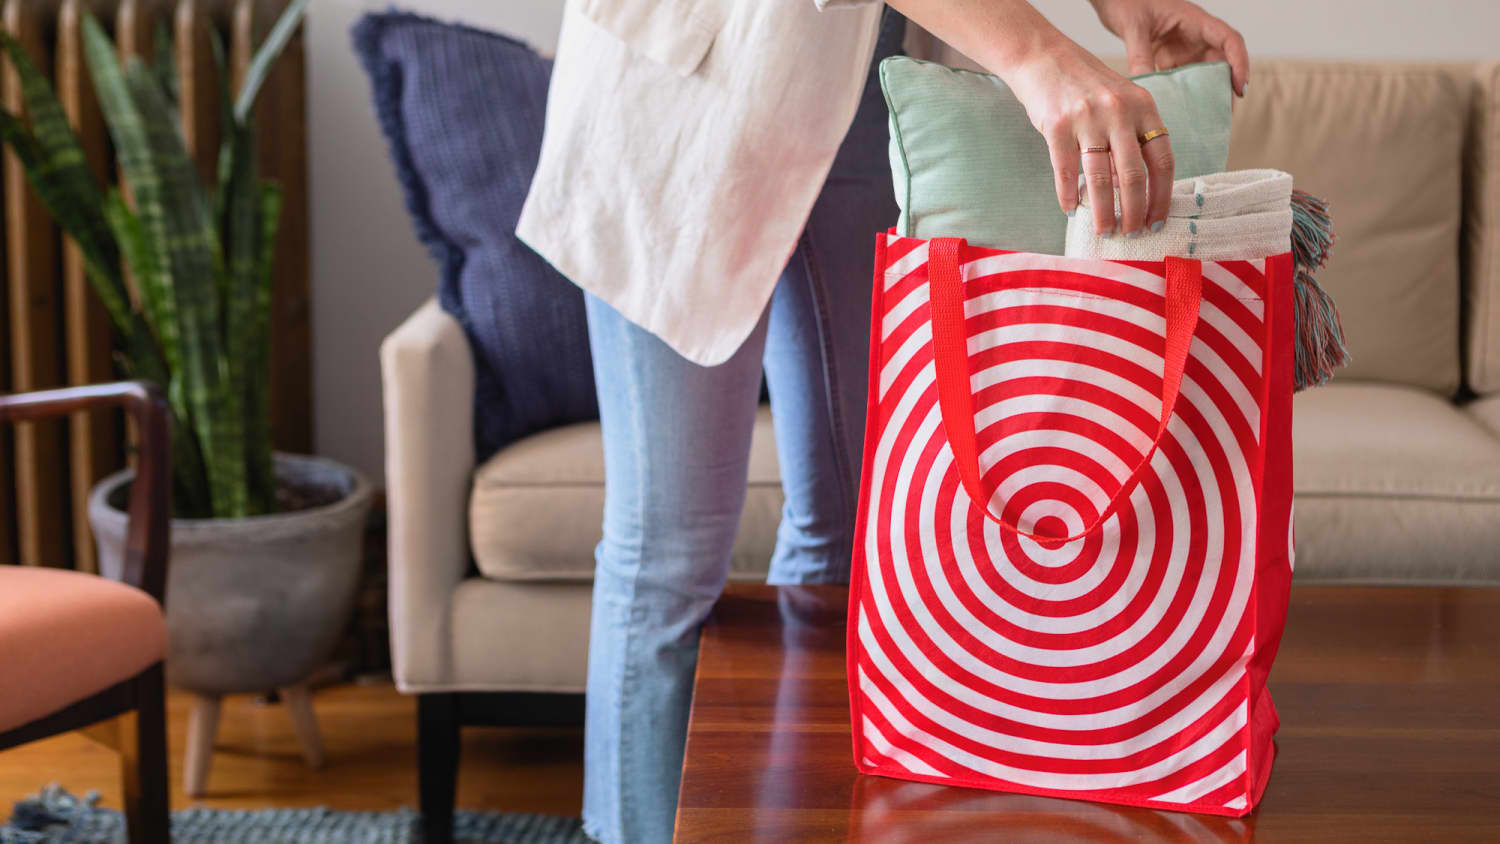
[280,684,325,769]
[184,694,220,798]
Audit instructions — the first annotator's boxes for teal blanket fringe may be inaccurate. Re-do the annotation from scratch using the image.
[1290,189,1348,390]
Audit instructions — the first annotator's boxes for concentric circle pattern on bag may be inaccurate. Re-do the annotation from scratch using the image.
[847,234,1295,817]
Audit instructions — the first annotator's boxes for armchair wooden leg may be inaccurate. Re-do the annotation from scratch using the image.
[418,693,459,844]
[184,693,221,798]
[123,663,169,843]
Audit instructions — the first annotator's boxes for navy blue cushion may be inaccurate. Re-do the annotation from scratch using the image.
[353,11,597,462]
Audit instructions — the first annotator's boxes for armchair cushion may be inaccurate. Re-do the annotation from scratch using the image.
[0,567,165,733]
[468,407,782,582]
[354,11,597,462]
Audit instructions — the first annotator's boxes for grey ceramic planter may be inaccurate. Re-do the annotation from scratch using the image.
[89,452,373,695]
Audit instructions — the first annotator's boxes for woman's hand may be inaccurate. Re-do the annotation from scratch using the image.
[1002,45,1174,237]
[1090,0,1249,95]
[885,0,1248,237]
[1033,0,1246,234]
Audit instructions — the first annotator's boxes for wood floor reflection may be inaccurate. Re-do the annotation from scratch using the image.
[849,776,1251,843]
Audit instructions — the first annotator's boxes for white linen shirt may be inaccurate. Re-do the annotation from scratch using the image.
[516,0,884,366]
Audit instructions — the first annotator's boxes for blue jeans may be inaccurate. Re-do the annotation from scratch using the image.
[580,11,905,843]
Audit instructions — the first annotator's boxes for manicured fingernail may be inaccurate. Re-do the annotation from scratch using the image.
[1126,229,1142,240]
[1150,220,1164,233]
[1066,207,1077,218]
[1240,81,1248,97]
[1100,229,1114,239]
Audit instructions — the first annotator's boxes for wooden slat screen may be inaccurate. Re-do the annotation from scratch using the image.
[59,0,118,575]
[4,0,69,568]
[0,0,308,569]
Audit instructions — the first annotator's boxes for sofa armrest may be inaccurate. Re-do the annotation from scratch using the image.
[380,298,476,692]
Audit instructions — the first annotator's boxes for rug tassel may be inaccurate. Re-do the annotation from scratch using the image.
[3,784,100,842]
[1290,189,1348,391]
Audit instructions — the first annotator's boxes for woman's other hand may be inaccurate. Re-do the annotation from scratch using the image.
[1090,0,1249,95]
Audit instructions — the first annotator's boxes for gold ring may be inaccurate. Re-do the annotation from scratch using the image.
[1139,127,1169,144]
[1081,145,1110,154]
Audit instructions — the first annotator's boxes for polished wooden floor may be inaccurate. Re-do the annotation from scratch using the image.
[678,584,1500,842]
[0,682,584,816]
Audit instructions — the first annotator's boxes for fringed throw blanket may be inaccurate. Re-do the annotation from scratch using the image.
[1065,168,1347,390]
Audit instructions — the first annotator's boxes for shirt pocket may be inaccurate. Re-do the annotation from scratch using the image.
[578,0,723,77]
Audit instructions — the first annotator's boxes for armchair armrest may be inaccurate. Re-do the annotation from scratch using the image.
[380,298,477,692]
[0,381,170,601]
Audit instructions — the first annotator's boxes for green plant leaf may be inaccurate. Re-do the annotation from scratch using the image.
[245,181,282,513]
[151,20,178,108]
[80,14,181,377]
[101,188,162,318]
[0,33,134,333]
[62,9,296,518]
[233,0,306,123]
[211,26,236,306]
[127,57,242,517]
[84,10,238,516]
[220,122,259,516]
[0,31,210,514]
[124,321,213,518]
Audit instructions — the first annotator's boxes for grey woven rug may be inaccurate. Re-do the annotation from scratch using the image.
[1,786,589,843]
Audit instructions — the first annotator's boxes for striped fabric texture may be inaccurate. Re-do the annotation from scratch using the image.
[848,234,1296,817]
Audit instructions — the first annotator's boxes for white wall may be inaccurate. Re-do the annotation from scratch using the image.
[1031,1,1500,62]
[306,1,1500,484]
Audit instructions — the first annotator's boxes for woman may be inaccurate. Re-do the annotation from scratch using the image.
[517,1,1249,840]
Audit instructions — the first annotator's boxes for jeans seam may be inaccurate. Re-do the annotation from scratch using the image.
[587,301,649,844]
[798,227,855,579]
[614,312,650,842]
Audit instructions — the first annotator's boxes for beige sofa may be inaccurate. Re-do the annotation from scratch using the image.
[380,60,1500,836]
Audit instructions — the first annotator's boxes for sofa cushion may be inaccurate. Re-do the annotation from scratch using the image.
[0,567,166,733]
[1467,393,1500,439]
[1292,382,1500,583]
[353,12,597,463]
[469,406,782,582]
[1465,62,1500,394]
[1228,62,1468,395]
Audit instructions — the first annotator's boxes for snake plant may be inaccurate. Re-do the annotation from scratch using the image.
[0,0,306,518]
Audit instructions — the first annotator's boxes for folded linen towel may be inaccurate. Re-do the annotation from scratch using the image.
[1065,168,1293,261]
[1064,168,1347,390]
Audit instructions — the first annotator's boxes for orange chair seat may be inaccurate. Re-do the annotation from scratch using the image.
[0,566,166,734]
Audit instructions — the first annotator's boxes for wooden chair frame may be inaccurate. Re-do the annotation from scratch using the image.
[0,380,170,843]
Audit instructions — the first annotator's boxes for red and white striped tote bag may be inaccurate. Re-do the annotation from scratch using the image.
[847,235,1295,817]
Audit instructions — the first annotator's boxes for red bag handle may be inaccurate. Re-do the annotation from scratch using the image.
[927,237,1202,543]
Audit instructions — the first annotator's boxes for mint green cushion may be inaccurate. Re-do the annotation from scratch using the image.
[881,57,1233,251]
